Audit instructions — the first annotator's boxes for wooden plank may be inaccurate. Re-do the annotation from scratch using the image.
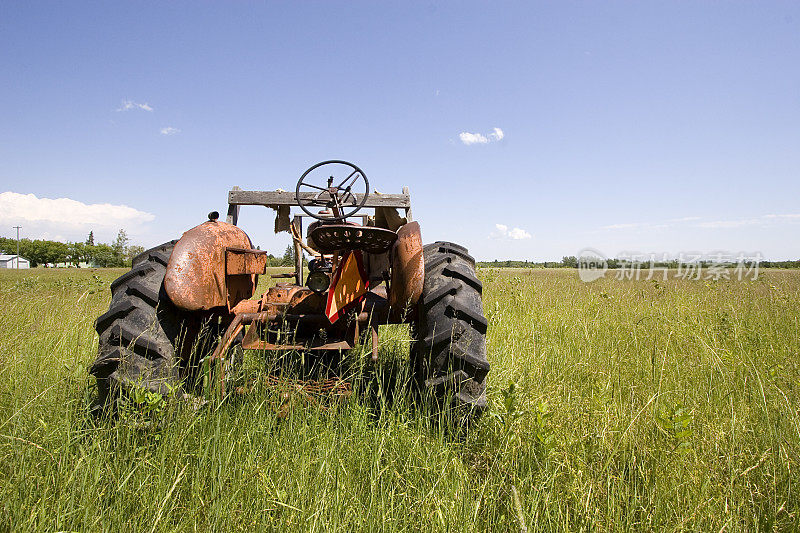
[229,190,411,209]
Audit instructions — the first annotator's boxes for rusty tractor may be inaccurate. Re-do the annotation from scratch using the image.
[90,160,489,416]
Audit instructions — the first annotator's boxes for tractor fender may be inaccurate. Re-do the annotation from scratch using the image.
[165,219,257,311]
[389,221,424,320]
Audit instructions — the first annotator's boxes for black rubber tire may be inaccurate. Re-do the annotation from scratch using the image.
[90,241,202,412]
[130,240,178,268]
[414,241,490,415]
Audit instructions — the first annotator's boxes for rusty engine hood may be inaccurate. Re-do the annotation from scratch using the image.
[165,220,257,311]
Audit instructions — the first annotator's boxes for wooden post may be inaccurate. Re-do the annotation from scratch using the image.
[402,186,413,222]
[293,215,303,286]
[227,186,241,225]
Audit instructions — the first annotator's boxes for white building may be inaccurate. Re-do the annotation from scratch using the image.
[0,255,31,269]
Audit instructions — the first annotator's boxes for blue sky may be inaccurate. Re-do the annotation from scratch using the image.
[1,1,799,260]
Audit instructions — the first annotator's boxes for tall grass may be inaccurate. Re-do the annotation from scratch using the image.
[0,267,797,531]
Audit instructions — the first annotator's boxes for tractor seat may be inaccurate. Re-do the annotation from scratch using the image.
[308,224,398,254]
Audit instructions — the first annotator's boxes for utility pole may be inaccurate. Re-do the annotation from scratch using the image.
[13,226,21,269]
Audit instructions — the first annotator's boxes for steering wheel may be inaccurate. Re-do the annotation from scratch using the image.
[295,160,370,221]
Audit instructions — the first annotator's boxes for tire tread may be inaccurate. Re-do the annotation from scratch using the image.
[414,242,489,416]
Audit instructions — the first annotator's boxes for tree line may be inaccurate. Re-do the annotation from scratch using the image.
[0,232,309,269]
[0,230,144,267]
[10,235,795,270]
[478,256,800,269]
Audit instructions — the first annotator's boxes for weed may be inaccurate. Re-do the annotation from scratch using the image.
[655,402,694,455]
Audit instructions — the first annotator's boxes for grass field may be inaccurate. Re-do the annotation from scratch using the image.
[0,266,798,531]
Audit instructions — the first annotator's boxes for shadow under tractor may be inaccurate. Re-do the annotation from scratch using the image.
[90,160,489,418]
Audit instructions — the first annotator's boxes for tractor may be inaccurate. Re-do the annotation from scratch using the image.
[90,160,489,417]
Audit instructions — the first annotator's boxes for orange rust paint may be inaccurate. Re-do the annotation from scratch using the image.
[389,221,424,320]
[165,220,257,311]
[265,283,304,305]
[230,298,261,315]
[226,247,269,275]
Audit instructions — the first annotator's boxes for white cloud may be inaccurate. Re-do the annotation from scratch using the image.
[117,100,153,112]
[600,213,800,232]
[459,132,489,145]
[508,227,531,239]
[763,214,800,220]
[602,217,698,230]
[491,223,532,240]
[459,127,505,145]
[0,192,155,241]
[696,219,758,229]
[160,126,180,136]
[601,222,645,230]
[696,214,800,229]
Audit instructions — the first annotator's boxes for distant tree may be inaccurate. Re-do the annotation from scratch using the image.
[68,242,86,266]
[83,244,97,265]
[281,245,294,266]
[19,240,44,266]
[561,256,578,268]
[86,231,94,246]
[109,230,130,266]
[126,245,145,265]
[91,244,116,267]
[15,239,65,266]
[112,229,128,256]
[46,241,69,265]
[0,237,14,255]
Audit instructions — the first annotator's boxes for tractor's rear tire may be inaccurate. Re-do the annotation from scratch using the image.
[131,240,178,268]
[414,241,490,417]
[90,241,204,413]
